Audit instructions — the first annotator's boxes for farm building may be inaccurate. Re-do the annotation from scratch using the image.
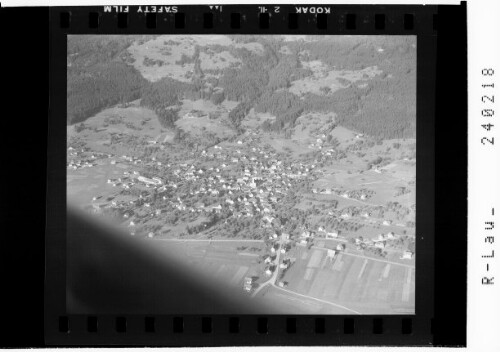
[402,250,413,260]
[138,176,163,186]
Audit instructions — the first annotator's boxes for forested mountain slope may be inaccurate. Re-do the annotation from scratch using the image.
[67,35,416,139]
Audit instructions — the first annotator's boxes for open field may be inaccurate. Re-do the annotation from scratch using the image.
[175,99,239,140]
[67,160,125,207]
[289,62,382,96]
[150,240,269,289]
[241,108,276,130]
[127,35,263,82]
[315,167,415,205]
[280,245,415,314]
[253,285,357,314]
[67,100,165,155]
[292,113,336,142]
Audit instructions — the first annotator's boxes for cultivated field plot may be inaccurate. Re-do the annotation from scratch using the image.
[252,285,348,314]
[282,246,415,314]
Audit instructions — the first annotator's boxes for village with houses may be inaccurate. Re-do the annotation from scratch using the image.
[67,34,416,314]
[67,114,416,313]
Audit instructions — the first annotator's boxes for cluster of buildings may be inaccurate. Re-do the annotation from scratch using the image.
[312,187,374,201]
[67,147,110,170]
[69,131,415,261]
[148,142,322,221]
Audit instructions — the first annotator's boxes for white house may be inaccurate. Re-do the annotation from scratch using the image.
[138,176,162,186]
[326,232,338,238]
[401,250,413,260]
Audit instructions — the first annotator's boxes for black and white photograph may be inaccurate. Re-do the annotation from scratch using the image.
[66,34,417,315]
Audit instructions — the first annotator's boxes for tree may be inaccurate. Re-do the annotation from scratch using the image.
[320,86,331,95]
[74,123,86,133]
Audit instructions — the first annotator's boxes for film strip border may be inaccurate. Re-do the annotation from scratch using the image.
[44,3,468,347]
[55,5,437,34]
[54,315,428,346]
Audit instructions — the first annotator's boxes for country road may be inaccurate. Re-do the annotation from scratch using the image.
[272,285,362,315]
[310,244,415,268]
[251,235,284,297]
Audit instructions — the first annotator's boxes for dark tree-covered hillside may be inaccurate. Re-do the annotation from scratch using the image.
[67,62,148,124]
[67,35,416,139]
[257,36,417,138]
[67,35,152,124]
[140,77,192,127]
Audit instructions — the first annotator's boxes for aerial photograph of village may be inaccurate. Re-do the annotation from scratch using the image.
[67,35,416,314]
